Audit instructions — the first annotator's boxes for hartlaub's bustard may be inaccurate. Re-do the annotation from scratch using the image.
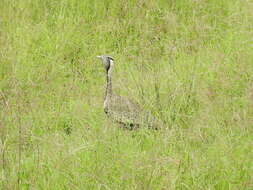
[97,55,159,129]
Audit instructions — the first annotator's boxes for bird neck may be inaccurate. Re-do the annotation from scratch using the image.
[105,66,113,100]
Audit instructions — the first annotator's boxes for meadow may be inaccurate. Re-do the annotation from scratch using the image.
[0,0,252,189]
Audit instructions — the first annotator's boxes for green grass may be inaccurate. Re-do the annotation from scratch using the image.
[0,0,252,189]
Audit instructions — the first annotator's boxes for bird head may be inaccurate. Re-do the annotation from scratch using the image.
[96,55,114,72]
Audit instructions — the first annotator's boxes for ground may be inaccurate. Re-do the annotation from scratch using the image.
[0,0,252,189]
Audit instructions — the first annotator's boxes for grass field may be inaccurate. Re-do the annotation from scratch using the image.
[0,0,253,189]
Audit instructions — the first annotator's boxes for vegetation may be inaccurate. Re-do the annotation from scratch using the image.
[0,0,252,189]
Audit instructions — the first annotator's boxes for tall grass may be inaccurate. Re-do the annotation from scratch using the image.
[0,0,252,189]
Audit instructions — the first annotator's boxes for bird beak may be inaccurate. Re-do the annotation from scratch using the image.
[96,56,101,59]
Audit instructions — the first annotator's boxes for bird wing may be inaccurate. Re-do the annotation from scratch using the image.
[107,94,142,125]
[107,94,158,128]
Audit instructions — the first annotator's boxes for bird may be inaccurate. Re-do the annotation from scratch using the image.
[96,55,159,130]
